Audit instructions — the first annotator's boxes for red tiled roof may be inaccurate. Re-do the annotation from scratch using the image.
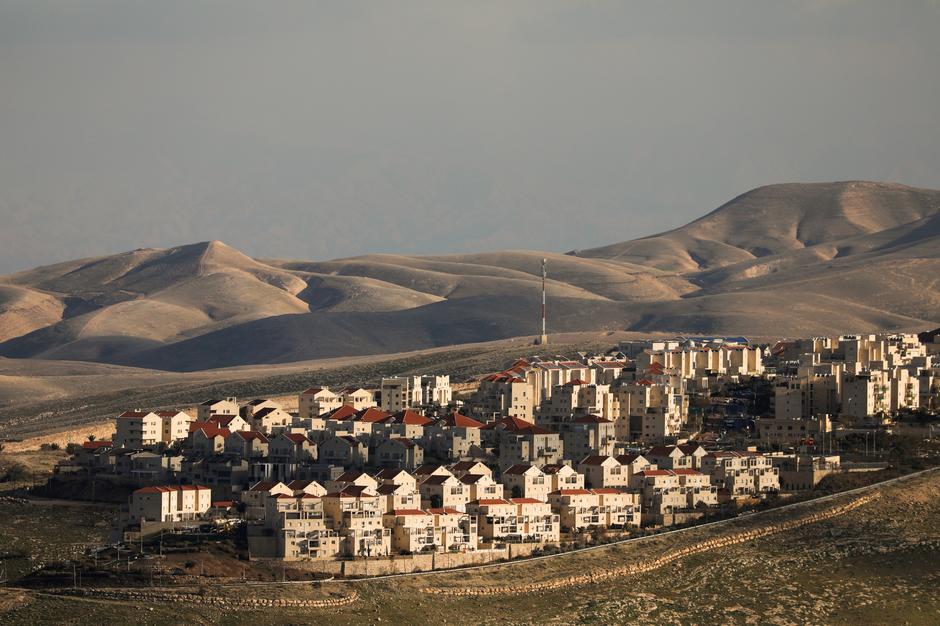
[282,433,310,444]
[389,509,430,516]
[81,440,112,450]
[502,464,536,475]
[389,409,432,426]
[510,497,544,504]
[614,453,644,465]
[324,405,358,421]
[480,416,556,435]
[637,469,674,477]
[189,422,230,438]
[427,507,464,516]
[134,485,209,494]
[472,498,512,506]
[550,489,593,496]
[300,387,325,395]
[590,488,623,495]
[118,410,152,418]
[672,469,702,476]
[376,484,404,495]
[355,407,392,423]
[439,412,485,429]
[233,430,268,443]
[209,415,239,427]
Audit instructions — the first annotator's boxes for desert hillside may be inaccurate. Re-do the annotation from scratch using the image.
[0,181,938,370]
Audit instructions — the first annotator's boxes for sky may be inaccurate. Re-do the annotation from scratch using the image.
[1,1,939,274]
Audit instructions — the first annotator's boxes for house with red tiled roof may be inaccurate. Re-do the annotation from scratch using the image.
[541,463,585,491]
[500,464,550,502]
[375,482,421,513]
[268,432,316,464]
[318,434,369,469]
[472,370,535,421]
[208,413,251,433]
[324,470,379,494]
[323,404,358,422]
[322,486,390,557]
[424,412,485,461]
[129,484,212,524]
[250,406,294,434]
[188,421,231,456]
[483,417,563,470]
[447,460,492,479]
[418,473,468,511]
[255,490,342,561]
[458,472,504,501]
[561,414,615,460]
[376,409,433,439]
[298,386,343,419]
[375,437,424,470]
[197,397,238,421]
[114,409,194,449]
[466,497,559,544]
[224,430,269,460]
[239,398,281,420]
[373,468,418,491]
[241,480,292,520]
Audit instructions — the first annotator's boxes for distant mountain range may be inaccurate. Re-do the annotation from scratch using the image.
[1,181,938,371]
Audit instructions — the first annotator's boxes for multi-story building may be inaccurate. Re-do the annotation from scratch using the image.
[560,415,616,459]
[197,398,239,421]
[322,486,390,557]
[380,376,452,412]
[481,416,563,469]
[500,464,550,501]
[129,485,212,523]
[298,387,343,419]
[114,410,194,449]
[423,412,485,461]
[700,451,779,498]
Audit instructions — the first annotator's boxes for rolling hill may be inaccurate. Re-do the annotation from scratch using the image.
[0,181,938,371]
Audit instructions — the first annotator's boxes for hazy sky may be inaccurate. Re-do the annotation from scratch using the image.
[1,1,939,274]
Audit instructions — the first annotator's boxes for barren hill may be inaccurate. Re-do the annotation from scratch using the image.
[0,181,938,370]
[572,181,940,272]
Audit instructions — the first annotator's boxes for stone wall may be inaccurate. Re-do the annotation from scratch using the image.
[276,544,541,577]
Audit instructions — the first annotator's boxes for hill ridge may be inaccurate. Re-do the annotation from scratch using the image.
[1,180,938,370]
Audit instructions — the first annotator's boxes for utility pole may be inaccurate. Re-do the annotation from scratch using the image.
[537,258,548,346]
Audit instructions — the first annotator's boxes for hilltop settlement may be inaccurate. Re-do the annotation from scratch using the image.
[51,330,940,570]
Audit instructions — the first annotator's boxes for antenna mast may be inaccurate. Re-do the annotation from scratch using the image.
[537,258,548,345]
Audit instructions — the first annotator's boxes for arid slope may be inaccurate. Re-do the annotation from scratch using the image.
[0,181,938,370]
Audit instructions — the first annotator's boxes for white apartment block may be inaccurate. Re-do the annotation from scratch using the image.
[129,485,212,523]
[114,410,193,449]
[380,376,452,412]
